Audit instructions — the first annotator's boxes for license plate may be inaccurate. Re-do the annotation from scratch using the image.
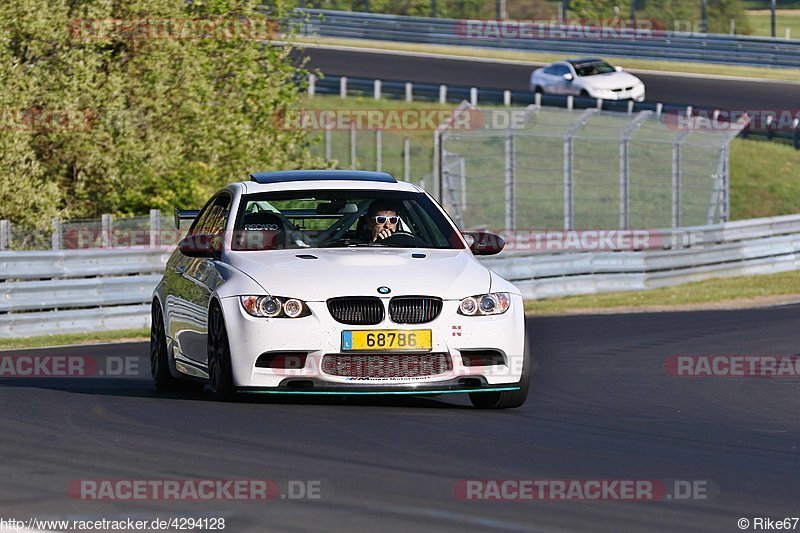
[342,330,432,352]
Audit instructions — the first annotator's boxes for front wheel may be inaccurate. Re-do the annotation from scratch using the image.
[208,304,237,401]
[469,338,531,409]
[150,302,204,393]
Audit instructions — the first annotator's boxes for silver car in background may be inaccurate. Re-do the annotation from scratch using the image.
[529,58,646,102]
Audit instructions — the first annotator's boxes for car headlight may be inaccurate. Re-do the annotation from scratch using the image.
[458,292,511,316]
[239,295,311,318]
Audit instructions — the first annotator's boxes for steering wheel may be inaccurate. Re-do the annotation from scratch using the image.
[378,231,426,247]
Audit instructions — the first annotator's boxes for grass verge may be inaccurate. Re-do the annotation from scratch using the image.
[296,37,800,82]
[746,10,800,38]
[0,328,149,351]
[524,270,800,315]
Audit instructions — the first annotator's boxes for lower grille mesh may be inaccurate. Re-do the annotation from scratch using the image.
[321,354,451,378]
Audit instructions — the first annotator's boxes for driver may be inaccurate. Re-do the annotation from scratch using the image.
[365,201,400,242]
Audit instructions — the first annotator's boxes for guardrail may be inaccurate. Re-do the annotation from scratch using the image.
[296,9,800,68]
[312,74,800,148]
[2,214,800,337]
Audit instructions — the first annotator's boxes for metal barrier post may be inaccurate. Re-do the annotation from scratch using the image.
[439,85,447,104]
[340,76,347,99]
[405,82,413,102]
[308,74,316,97]
[374,79,381,100]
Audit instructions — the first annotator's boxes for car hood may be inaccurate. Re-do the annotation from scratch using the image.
[579,71,640,89]
[226,247,491,301]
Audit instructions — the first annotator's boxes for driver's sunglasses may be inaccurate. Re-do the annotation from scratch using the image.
[374,215,399,225]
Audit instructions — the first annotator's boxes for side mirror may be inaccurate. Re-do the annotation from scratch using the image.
[178,234,222,258]
[462,232,505,256]
[563,73,573,81]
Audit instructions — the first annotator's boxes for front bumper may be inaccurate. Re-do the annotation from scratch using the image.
[219,296,526,390]
[589,85,646,102]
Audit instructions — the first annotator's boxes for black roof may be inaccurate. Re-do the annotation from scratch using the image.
[250,170,397,185]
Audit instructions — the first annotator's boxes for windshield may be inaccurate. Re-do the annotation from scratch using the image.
[231,189,465,251]
[573,61,616,77]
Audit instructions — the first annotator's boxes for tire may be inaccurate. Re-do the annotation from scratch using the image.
[580,90,590,97]
[150,302,204,393]
[208,304,237,401]
[469,337,531,409]
[534,85,544,94]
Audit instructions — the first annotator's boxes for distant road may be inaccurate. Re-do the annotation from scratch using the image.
[301,46,800,110]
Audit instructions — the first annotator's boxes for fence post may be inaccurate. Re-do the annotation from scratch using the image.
[439,85,447,104]
[503,90,511,107]
[405,82,413,102]
[51,217,61,250]
[325,127,332,161]
[619,111,652,230]
[339,76,347,99]
[308,74,316,97]
[101,213,112,248]
[350,121,357,169]
[374,79,381,100]
[535,92,541,107]
[376,130,382,172]
[793,119,799,150]
[672,130,690,228]
[403,137,411,182]
[563,109,597,230]
[470,87,478,106]
[567,95,573,111]
[504,131,516,230]
[0,220,10,251]
[656,103,663,117]
[149,209,160,248]
[433,130,441,202]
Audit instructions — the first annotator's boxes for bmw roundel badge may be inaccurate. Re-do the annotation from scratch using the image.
[377,286,391,294]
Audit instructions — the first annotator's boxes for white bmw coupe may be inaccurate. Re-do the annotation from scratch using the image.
[151,170,530,408]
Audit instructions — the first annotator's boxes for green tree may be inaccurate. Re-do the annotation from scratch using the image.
[0,0,317,222]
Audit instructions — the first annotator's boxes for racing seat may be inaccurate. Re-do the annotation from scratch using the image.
[239,211,286,250]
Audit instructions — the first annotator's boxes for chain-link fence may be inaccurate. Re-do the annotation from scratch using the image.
[0,211,184,252]
[438,105,745,231]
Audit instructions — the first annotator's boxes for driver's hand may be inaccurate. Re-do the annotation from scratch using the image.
[372,228,395,242]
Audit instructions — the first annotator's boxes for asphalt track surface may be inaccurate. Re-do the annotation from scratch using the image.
[301,47,800,110]
[2,305,799,531]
